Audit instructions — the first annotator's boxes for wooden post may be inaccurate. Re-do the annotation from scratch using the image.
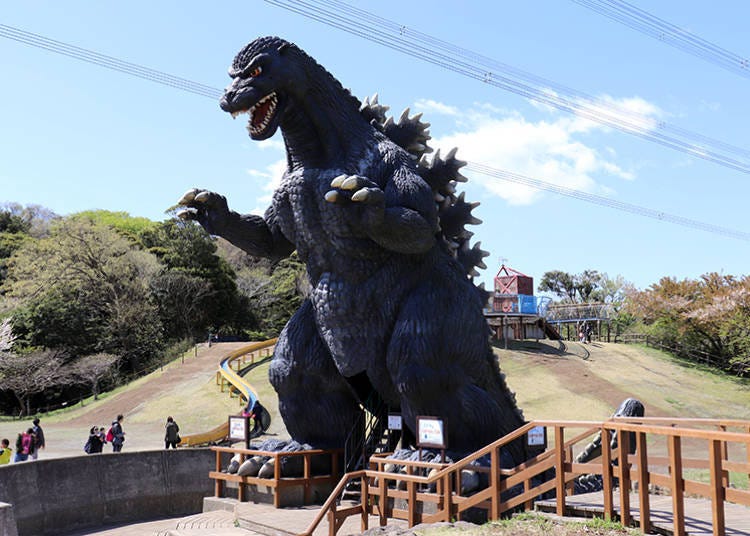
[635,431,650,534]
[361,475,369,533]
[215,449,223,497]
[618,429,632,527]
[490,446,500,519]
[719,425,730,489]
[708,439,726,536]
[273,453,281,508]
[407,476,417,527]
[379,471,387,527]
[668,435,685,536]
[328,507,336,536]
[444,471,453,523]
[303,453,312,504]
[555,426,566,516]
[601,426,614,521]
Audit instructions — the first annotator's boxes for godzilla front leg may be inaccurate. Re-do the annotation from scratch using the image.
[324,175,436,254]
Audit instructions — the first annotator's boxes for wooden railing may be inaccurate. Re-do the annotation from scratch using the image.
[210,445,342,508]
[300,417,750,536]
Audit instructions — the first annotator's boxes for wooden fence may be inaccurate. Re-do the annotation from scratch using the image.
[300,417,750,536]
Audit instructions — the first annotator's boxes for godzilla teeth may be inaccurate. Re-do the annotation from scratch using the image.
[247,92,278,135]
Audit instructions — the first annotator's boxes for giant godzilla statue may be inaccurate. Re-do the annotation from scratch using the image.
[178,36,526,462]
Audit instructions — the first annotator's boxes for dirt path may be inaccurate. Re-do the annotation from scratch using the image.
[0,342,250,459]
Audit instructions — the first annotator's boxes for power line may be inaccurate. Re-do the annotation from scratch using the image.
[570,0,750,80]
[1,21,748,241]
[264,0,750,173]
[0,24,222,99]
[466,162,750,241]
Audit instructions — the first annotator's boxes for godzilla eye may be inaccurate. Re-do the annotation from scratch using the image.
[250,66,262,77]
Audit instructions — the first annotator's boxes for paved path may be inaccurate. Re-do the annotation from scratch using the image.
[536,490,750,535]
[59,500,406,536]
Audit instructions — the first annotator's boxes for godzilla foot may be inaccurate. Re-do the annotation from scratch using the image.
[232,439,335,478]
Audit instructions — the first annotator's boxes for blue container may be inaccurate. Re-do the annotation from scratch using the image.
[519,294,537,314]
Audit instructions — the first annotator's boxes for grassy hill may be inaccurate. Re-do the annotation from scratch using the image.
[497,340,750,422]
[2,339,747,459]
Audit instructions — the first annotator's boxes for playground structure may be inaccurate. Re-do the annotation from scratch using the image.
[545,302,615,342]
[179,339,276,447]
[483,264,619,344]
[484,264,556,342]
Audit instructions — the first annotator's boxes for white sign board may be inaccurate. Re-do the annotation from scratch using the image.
[388,414,403,430]
[527,425,546,447]
[229,416,248,441]
[416,416,446,449]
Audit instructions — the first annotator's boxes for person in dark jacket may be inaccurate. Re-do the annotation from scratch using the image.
[164,416,180,449]
[31,417,45,460]
[111,414,125,452]
[85,426,104,454]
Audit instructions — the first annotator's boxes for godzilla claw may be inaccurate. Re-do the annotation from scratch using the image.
[176,208,199,220]
[351,188,385,205]
[325,175,384,206]
[178,188,201,205]
[174,188,230,236]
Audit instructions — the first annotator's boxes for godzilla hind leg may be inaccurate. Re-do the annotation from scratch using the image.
[386,278,526,461]
[270,299,361,448]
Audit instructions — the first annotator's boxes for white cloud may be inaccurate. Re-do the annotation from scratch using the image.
[422,95,657,205]
[246,157,286,215]
[257,139,285,151]
[414,99,461,117]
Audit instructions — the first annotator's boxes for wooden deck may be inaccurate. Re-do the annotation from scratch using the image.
[536,491,750,535]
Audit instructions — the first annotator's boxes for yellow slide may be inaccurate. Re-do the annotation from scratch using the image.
[180,338,277,446]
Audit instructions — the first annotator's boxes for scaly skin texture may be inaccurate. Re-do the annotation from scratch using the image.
[178,36,525,460]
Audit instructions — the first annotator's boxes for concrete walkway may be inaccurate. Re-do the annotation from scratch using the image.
[60,499,407,536]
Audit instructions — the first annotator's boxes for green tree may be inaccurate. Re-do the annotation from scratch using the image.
[139,219,248,339]
[538,270,579,303]
[3,216,164,370]
[69,353,120,400]
[0,320,72,415]
[0,203,56,288]
[625,273,750,374]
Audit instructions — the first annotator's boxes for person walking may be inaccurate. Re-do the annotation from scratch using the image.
[84,426,104,454]
[111,414,125,452]
[30,417,45,460]
[164,416,180,449]
[13,430,32,462]
[0,438,12,465]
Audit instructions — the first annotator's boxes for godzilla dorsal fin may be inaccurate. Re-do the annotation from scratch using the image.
[359,96,489,280]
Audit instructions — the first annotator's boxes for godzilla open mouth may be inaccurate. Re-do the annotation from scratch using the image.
[231,92,279,138]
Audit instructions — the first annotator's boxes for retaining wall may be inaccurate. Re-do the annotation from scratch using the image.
[0,448,214,536]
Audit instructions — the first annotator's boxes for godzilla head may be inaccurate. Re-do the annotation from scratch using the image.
[220,36,298,140]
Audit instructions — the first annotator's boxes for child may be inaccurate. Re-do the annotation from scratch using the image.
[0,438,11,465]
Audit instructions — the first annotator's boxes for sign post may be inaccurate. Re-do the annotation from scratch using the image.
[416,415,447,462]
[228,415,251,449]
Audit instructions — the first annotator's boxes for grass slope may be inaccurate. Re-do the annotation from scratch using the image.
[2,340,747,460]
[497,340,750,422]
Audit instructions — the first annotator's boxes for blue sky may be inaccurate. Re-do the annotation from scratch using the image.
[2,1,750,293]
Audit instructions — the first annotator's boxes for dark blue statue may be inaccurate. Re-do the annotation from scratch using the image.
[178,36,525,461]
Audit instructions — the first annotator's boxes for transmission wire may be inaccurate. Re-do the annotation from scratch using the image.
[264,0,750,172]
[1,20,748,241]
[570,0,750,80]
